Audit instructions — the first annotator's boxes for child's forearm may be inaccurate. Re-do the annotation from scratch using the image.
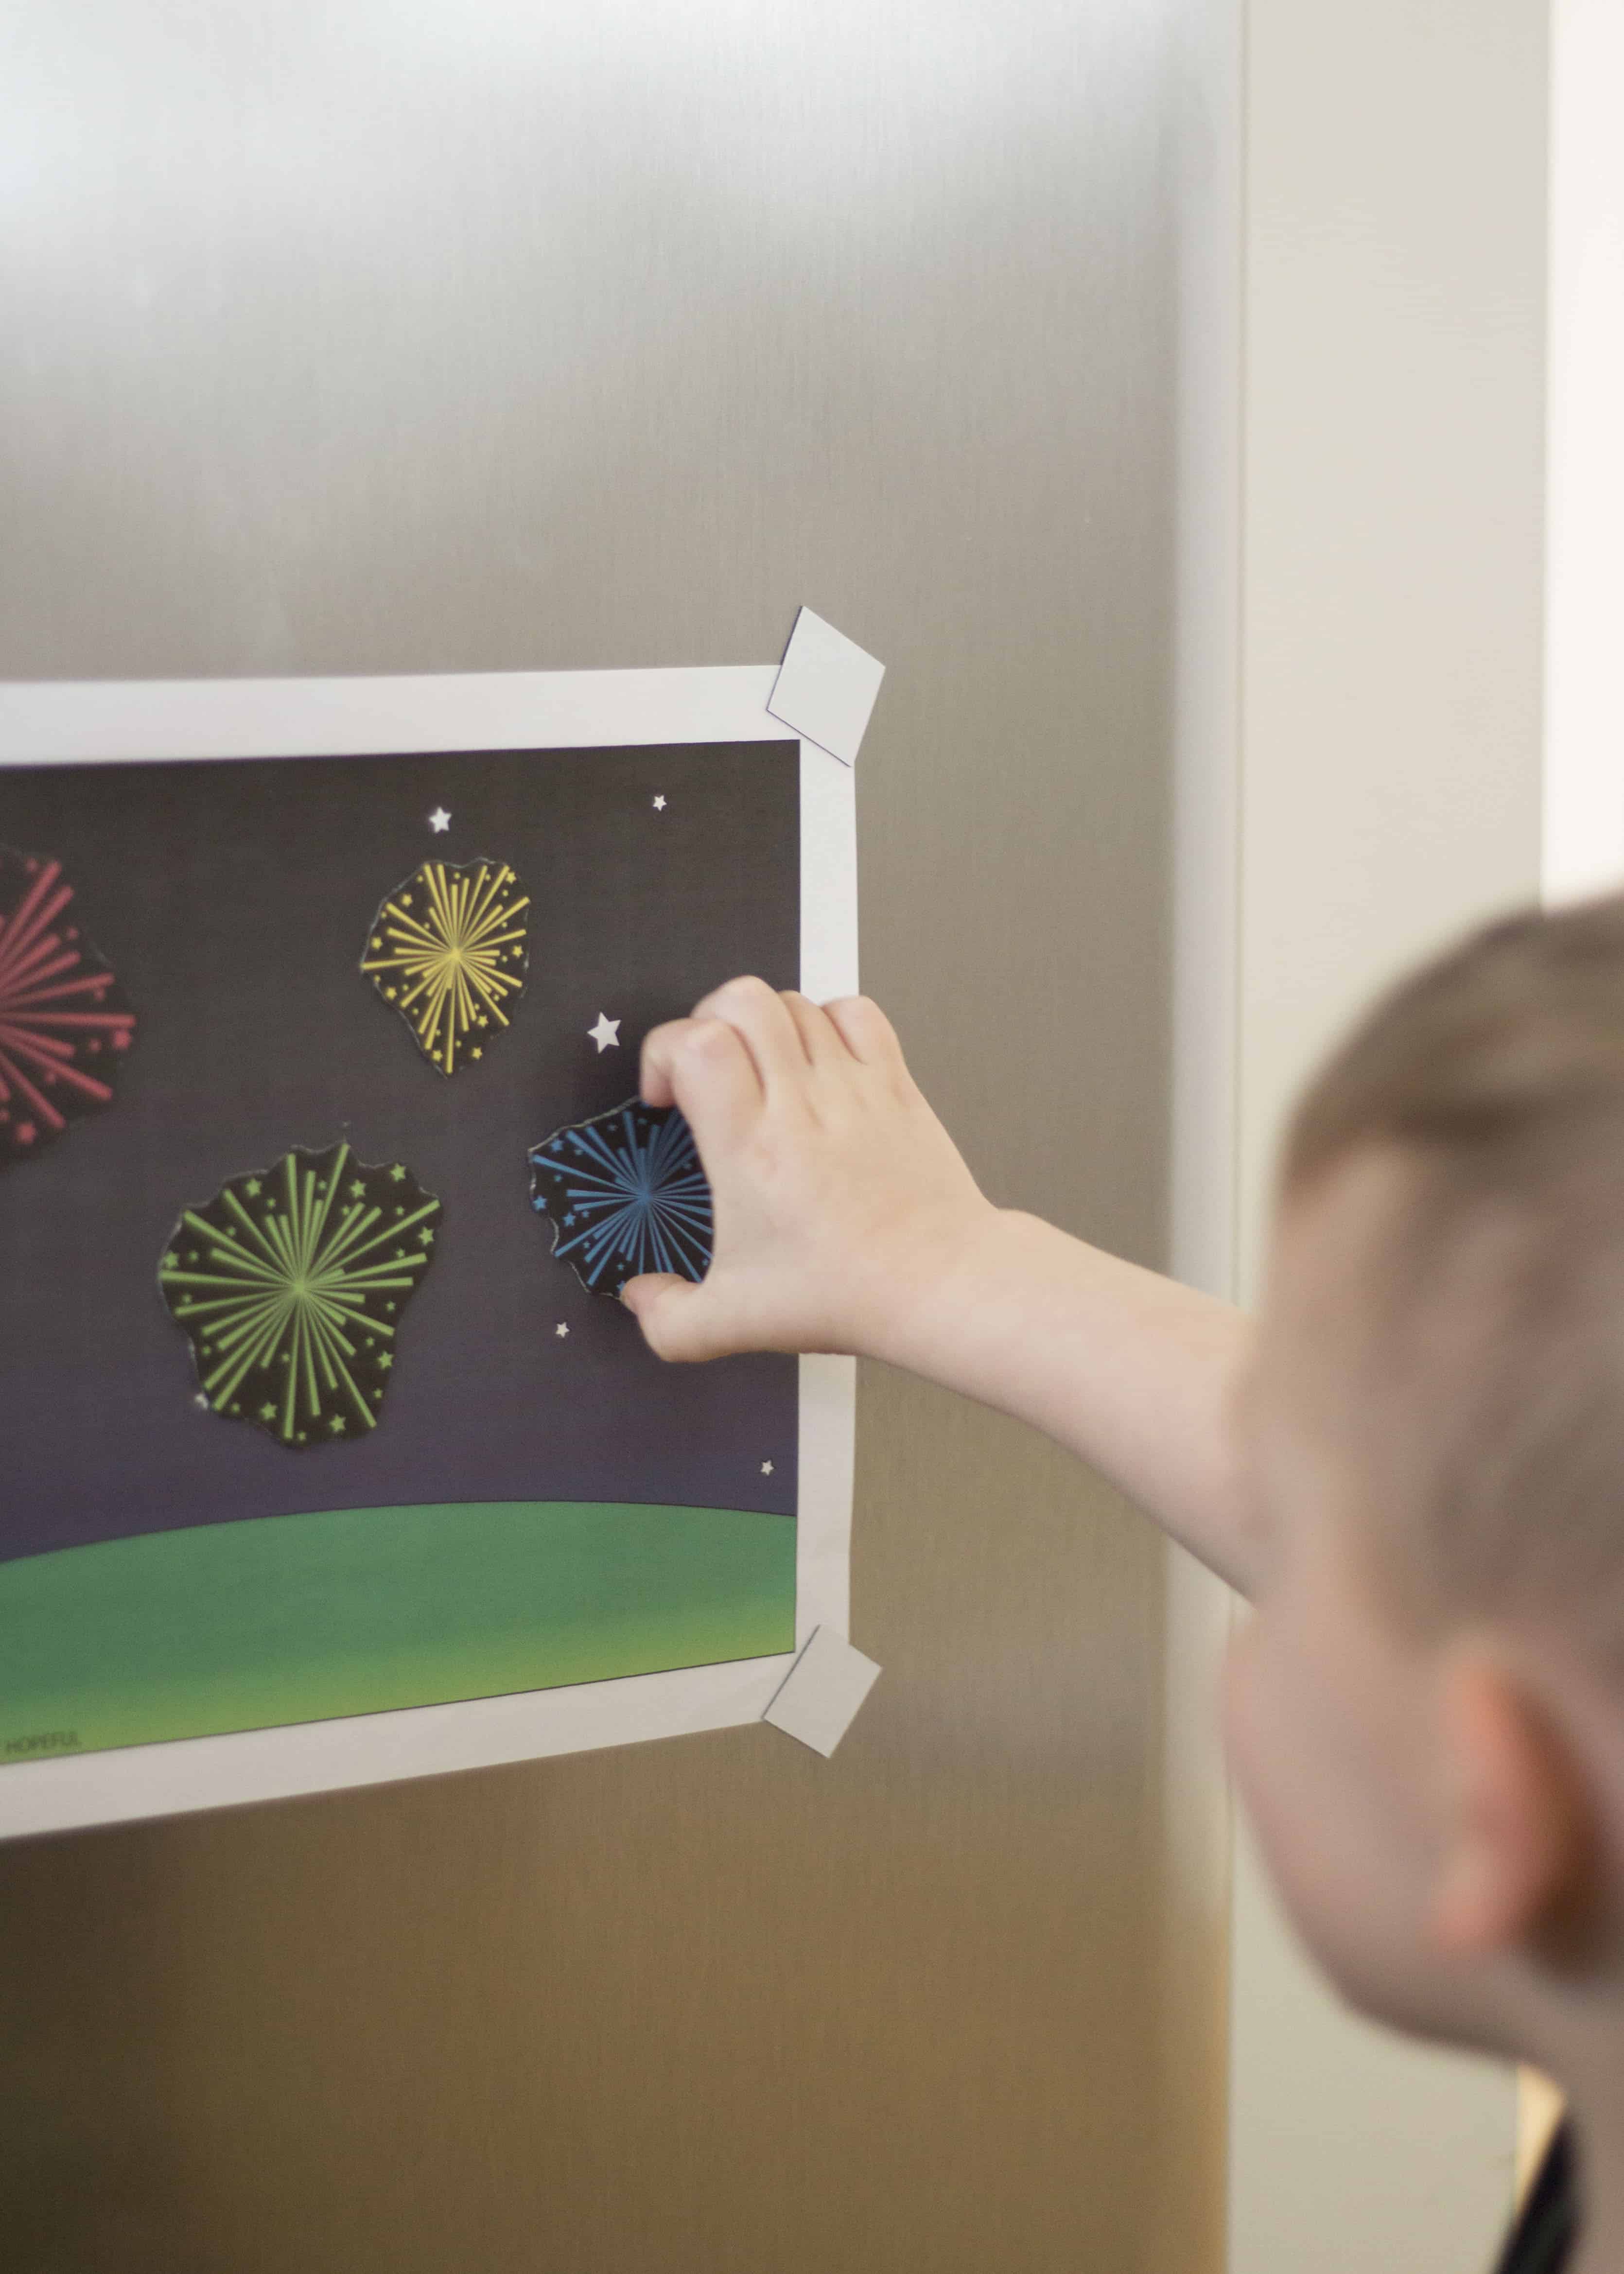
[862,1207,1258,1596]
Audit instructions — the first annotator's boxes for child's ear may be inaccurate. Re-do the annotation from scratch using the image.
[1426,1651,1593,1962]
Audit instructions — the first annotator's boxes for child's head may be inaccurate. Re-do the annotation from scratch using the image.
[1227,894,1624,2074]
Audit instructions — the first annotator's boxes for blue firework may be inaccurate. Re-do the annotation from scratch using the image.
[529,1100,714,1297]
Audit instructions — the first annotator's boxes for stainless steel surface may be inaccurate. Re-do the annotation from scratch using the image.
[0,6,1210,2268]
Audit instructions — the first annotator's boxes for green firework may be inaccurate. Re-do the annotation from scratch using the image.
[158,1141,441,1449]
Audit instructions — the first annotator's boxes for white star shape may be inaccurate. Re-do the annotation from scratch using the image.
[761,1459,774,1475]
[652,794,667,811]
[587,1012,621,1053]
[427,806,452,833]
[555,1322,570,1338]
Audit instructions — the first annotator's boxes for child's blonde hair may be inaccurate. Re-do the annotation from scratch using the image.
[1283,892,1624,1668]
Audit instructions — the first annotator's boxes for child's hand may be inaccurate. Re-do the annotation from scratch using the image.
[621,977,996,1363]
[624,978,1256,1596]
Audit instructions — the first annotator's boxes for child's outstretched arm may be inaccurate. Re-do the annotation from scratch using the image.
[621,978,1258,1596]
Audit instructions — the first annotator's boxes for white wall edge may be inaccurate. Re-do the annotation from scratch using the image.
[1542,0,1624,907]
[1160,0,1245,2263]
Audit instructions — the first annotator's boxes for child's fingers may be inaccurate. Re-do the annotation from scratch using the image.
[639,1018,685,1107]
[777,990,846,1069]
[620,1272,728,1363]
[641,1015,761,1154]
[824,994,908,1075]
[688,975,811,1096]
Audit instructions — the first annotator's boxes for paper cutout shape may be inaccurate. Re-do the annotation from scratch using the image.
[361,856,529,1075]
[158,1140,441,1448]
[529,1099,713,1297]
[0,846,137,1171]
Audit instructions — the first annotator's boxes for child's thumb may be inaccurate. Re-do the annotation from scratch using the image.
[620,1272,715,1362]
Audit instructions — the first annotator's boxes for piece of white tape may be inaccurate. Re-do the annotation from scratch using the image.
[761,1624,881,1758]
[766,607,886,768]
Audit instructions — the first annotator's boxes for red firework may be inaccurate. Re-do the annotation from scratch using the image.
[0,847,136,1169]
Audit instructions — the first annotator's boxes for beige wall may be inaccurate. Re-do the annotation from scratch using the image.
[1226,1,1549,2267]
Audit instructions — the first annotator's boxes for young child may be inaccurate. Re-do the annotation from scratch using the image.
[621,895,1624,2274]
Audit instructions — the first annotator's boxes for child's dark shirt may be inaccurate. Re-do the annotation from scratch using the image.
[1496,2121,1576,2274]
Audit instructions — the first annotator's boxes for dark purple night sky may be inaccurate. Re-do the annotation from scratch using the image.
[0,740,799,1563]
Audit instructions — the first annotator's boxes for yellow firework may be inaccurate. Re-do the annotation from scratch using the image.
[361,857,530,1075]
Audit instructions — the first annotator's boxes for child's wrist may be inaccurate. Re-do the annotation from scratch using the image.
[850,1197,1014,1371]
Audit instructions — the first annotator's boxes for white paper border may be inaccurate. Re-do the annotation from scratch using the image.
[0,666,857,1836]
